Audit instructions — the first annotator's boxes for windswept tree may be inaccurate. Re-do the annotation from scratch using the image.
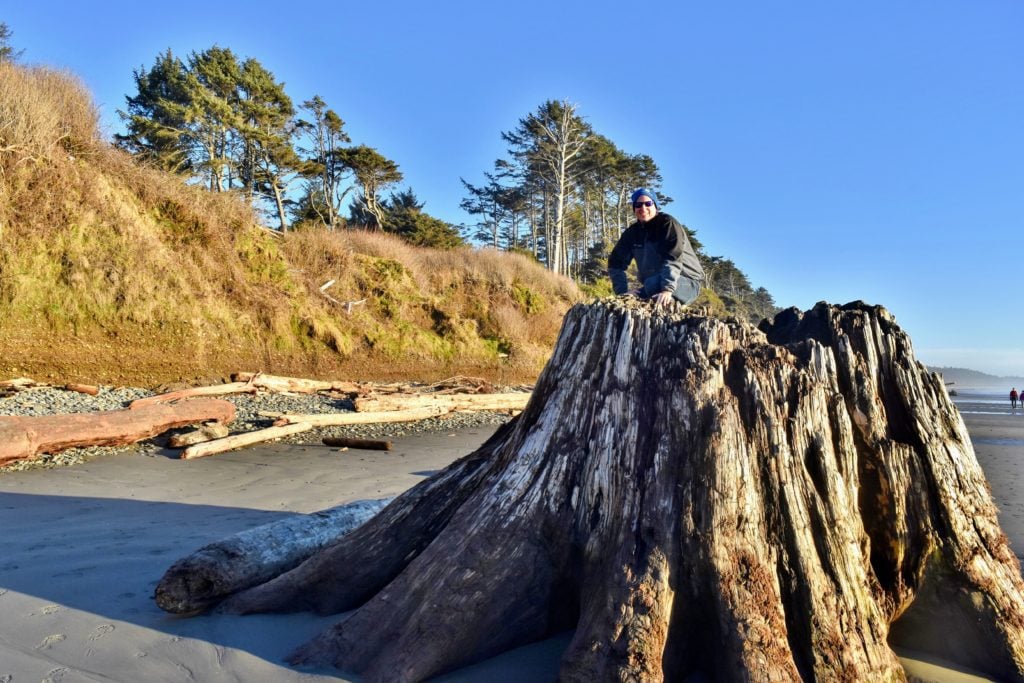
[116,50,194,173]
[340,145,402,229]
[184,46,246,192]
[119,46,323,231]
[235,58,305,230]
[295,96,352,228]
[118,46,245,191]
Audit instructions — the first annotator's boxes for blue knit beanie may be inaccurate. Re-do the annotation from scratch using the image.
[630,188,658,207]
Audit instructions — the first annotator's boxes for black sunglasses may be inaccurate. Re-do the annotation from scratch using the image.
[633,200,654,209]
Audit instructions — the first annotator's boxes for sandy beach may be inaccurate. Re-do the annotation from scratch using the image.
[1,412,1022,682]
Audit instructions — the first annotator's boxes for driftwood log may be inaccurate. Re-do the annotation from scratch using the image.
[156,498,391,614]
[180,423,312,460]
[0,399,236,466]
[63,383,100,396]
[167,422,231,448]
[129,381,259,409]
[270,406,450,427]
[131,372,368,410]
[323,437,393,451]
[353,392,530,414]
[163,300,1024,682]
[231,372,364,395]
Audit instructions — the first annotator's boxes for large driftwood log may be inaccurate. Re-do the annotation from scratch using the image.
[0,399,236,466]
[165,300,1024,682]
[353,392,530,413]
[155,498,391,613]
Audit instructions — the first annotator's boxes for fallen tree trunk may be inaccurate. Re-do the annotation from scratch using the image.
[231,372,364,395]
[156,498,391,614]
[164,300,1024,682]
[0,399,236,466]
[181,423,312,460]
[353,393,530,414]
[270,406,451,427]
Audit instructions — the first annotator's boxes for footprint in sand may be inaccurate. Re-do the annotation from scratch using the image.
[35,634,66,650]
[88,624,115,641]
[42,667,69,682]
[30,604,62,617]
[84,623,116,656]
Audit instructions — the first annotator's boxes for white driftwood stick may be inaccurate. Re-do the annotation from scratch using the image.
[181,422,312,460]
[320,279,336,291]
[344,298,367,314]
[354,393,530,413]
[273,406,451,427]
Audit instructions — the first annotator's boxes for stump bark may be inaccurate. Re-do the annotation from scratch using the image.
[179,300,1024,682]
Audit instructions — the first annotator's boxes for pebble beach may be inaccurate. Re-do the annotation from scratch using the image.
[0,384,515,472]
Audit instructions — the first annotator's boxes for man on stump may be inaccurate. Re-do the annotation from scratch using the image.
[158,299,1024,682]
[608,187,705,308]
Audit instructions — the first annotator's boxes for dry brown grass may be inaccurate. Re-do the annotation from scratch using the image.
[0,62,581,386]
[0,62,99,164]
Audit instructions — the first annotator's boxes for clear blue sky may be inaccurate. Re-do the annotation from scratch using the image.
[6,2,1024,377]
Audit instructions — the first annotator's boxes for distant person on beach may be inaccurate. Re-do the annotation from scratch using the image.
[1012,388,1019,411]
[607,188,705,307]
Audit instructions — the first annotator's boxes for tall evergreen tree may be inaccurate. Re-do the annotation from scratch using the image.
[502,100,592,275]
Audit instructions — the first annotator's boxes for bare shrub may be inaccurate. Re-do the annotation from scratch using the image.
[0,62,100,164]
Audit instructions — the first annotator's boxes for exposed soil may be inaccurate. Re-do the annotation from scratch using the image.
[0,327,544,389]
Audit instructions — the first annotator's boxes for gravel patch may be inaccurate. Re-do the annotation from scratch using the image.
[0,385,516,472]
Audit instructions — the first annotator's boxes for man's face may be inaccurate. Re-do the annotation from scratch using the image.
[633,195,657,223]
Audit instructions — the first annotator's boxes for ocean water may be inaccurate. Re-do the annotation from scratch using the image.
[951,389,1024,416]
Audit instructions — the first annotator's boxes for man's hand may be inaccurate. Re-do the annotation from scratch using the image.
[652,291,674,307]
[621,288,643,298]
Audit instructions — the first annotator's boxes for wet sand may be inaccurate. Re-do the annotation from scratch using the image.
[0,414,1021,682]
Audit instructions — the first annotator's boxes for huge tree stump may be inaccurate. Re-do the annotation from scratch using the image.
[175,300,1024,681]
